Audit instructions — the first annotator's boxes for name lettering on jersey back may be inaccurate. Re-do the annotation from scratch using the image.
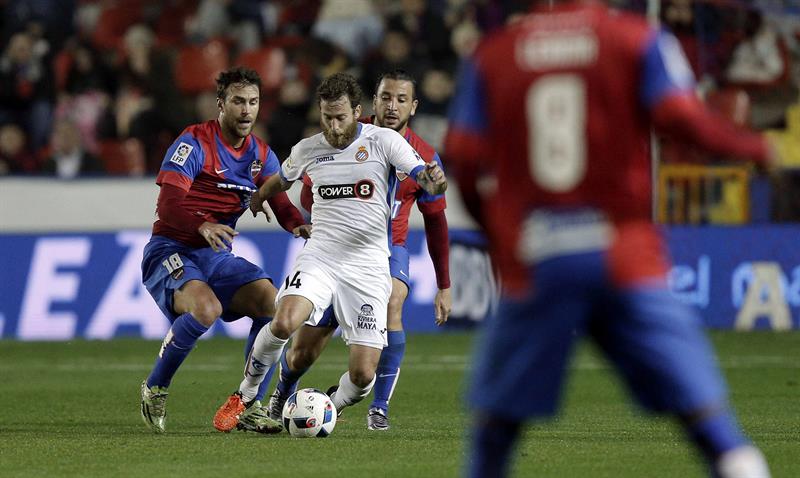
[517,32,597,70]
[318,180,374,200]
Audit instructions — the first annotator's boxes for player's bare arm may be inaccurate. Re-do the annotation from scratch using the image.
[416,162,447,195]
[250,174,293,220]
[198,222,238,252]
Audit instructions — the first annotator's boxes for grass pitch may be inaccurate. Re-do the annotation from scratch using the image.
[0,331,797,477]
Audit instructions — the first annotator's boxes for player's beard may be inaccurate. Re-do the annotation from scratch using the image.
[323,119,358,149]
[223,115,254,141]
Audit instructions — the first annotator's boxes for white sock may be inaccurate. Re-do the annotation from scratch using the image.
[716,445,771,478]
[239,323,288,402]
[331,371,375,412]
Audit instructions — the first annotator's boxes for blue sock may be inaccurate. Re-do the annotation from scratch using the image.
[276,351,307,396]
[685,410,748,462]
[370,330,405,413]
[246,317,277,402]
[468,415,521,478]
[147,313,208,389]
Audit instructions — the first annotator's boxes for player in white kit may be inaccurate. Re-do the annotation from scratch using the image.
[213,72,447,431]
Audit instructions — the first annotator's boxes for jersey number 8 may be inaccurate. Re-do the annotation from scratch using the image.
[526,75,587,192]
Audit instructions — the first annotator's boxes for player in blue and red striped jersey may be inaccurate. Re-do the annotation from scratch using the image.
[446,2,775,477]
[270,70,451,431]
[139,67,309,435]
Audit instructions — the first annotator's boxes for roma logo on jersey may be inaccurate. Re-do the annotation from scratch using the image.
[250,160,262,178]
[355,146,369,162]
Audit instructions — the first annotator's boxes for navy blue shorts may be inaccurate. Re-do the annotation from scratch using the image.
[469,251,727,420]
[141,235,270,323]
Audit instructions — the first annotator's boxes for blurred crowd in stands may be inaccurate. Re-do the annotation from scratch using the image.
[0,0,501,178]
[1,0,800,182]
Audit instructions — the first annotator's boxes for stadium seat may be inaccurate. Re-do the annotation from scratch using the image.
[175,40,230,95]
[154,0,196,47]
[91,2,144,51]
[97,139,146,175]
[236,47,287,92]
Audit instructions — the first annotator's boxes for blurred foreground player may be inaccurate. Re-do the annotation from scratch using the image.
[139,67,307,434]
[445,2,775,477]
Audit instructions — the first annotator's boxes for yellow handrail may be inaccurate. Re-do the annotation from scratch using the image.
[657,164,751,224]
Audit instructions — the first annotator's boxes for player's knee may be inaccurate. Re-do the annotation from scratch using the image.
[272,301,310,338]
[254,299,276,318]
[288,346,318,370]
[192,298,222,327]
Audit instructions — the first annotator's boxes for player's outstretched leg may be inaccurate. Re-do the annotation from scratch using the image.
[328,371,376,415]
[140,312,209,433]
[368,330,405,430]
[214,322,289,431]
[245,317,276,403]
[237,317,281,433]
[268,352,308,420]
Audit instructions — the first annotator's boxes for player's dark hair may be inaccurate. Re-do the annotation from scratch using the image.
[317,72,362,109]
[216,67,261,100]
[375,69,418,100]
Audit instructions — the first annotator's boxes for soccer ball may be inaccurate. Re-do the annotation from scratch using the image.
[282,388,337,438]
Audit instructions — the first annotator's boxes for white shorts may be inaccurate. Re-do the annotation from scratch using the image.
[276,250,391,349]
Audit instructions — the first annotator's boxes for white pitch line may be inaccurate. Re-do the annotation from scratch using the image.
[0,354,795,373]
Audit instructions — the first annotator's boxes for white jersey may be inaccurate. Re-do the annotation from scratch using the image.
[281,123,426,261]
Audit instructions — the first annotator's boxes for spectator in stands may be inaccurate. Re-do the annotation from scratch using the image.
[362,29,419,94]
[450,18,482,59]
[42,118,104,178]
[386,0,452,65]
[0,123,36,175]
[312,0,384,62]
[0,30,54,151]
[63,41,115,96]
[119,24,188,173]
[726,11,786,86]
[267,78,313,161]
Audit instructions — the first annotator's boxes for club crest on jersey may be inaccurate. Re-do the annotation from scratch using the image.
[170,142,193,166]
[250,160,262,178]
[355,146,369,162]
[396,170,408,181]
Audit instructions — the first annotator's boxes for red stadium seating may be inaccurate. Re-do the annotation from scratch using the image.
[235,47,287,92]
[174,40,230,95]
[91,2,144,51]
